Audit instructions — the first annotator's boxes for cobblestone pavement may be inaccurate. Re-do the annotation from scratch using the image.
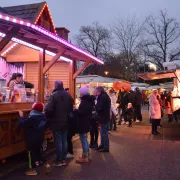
[2,112,180,180]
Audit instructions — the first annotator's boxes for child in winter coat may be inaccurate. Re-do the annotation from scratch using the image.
[125,103,134,127]
[19,102,47,176]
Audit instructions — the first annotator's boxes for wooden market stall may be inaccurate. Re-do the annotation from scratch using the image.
[0,4,103,160]
[76,75,131,97]
[138,68,180,113]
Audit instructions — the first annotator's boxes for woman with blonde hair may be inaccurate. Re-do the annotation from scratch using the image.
[149,90,161,135]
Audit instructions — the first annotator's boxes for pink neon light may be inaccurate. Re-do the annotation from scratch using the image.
[0,14,2,18]
[13,19,16,22]
[27,23,31,27]
[0,11,103,64]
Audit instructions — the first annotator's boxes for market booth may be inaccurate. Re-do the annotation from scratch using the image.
[138,68,180,113]
[0,9,103,160]
[76,75,130,97]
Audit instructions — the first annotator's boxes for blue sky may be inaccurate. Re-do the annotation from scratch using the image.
[0,0,179,41]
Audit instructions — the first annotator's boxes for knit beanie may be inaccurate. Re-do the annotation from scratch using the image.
[80,86,89,95]
[32,102,44,112]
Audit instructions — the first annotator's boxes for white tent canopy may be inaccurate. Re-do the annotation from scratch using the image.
[76,75,124,84]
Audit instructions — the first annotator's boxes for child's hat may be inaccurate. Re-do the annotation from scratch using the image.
[32,102,44,112]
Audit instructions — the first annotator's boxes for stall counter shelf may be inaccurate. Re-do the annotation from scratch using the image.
[0,102,53,161]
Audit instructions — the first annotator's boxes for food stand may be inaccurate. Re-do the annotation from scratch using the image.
[0,7,103,161]
[138,68,180,112]
[76,75,130,97]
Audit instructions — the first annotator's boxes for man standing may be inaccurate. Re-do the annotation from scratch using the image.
[45,81,73,166]
[134,87,142,123]
[95,86,111,152]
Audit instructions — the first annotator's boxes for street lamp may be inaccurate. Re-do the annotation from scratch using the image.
[104,71,109,76]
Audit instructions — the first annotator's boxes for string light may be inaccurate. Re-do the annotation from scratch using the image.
[1,43,17,56]
[34,3,57,34]
[0,32,72,63]
[0,11,104,64]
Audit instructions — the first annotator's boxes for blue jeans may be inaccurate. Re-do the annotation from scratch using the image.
[100,124,109,150]
[53,130,68,162]
[79,134,89,157]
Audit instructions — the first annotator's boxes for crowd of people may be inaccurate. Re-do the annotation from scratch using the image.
[18,80,180,176]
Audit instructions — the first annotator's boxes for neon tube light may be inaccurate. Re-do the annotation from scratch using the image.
[1,43,17,56]
[0,12,104,64]
[0,32,72,63]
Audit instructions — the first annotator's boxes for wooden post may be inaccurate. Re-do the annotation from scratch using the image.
[69,60,76,99]
[43,49,66,74]
[73,61,90,79]
[38,49,45,102]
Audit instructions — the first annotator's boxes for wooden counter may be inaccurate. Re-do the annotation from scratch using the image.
[0,102,53,160]
[0,102,33,113]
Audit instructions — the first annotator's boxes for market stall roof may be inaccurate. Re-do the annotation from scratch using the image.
[0,11,103,64]
[138,70,177,81]
[3,2,45,23]
[76,75,127,84]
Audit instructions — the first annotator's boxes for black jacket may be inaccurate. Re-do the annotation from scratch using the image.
[19,111,46,149]
[121,92,130,108]
[135,91,142,106]
[75,95,95,134]
[45,87,73,131]
[128,91,136,105]
[96,92,111,124]
[125,107,134,119]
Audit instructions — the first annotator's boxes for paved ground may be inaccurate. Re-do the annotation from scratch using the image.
[1,110,180,180]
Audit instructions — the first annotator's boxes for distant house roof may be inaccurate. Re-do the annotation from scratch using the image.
[2,2,46,23]
[76,75,124,84]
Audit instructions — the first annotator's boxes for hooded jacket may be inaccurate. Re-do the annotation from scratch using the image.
[75,95,95,134]
[45,86,73,131]
[19,110,47,148]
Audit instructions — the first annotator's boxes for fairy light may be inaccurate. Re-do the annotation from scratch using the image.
[46,4,57,34]
[0,31,72,63]
[0,12,104,64]
[12,19,16,23]
[34,3,57,34]
[1,43,17,56]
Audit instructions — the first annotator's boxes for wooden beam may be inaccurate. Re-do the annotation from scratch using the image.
[73,61,90,79]
[69,61,76,99]
[43,49,66,74]
[38,49,45,102]
[0,27,19,53]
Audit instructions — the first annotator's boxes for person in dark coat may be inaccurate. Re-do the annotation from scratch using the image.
[45,80,73,166]
[18,102,47,176]
[120,88,130,124]
[125,103,135,127]
[116,90,122,125]
[65,88,76,159]
[95,86,111,152]
[134,87,143,123]
[128,90,136,122]
[90,91,99,149]
[75,86,95,163]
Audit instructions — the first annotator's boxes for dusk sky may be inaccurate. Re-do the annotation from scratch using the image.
[0,0,179,41]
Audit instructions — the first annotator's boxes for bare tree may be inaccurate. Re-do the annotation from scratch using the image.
[113,17,144,75]
[75,22,113,60]
[143,10,180,69]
